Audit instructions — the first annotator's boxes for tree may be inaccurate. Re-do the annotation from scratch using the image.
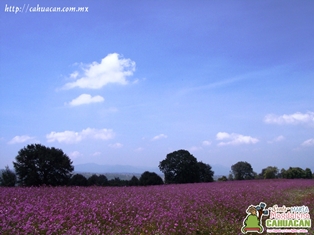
[98,174,109,186]
[159,150,200,184]
[197,161,214,182]
[217,176,228,182]
[88,174,100,186]
[0,166,16,187]
[13,144,74,186]
[304,168,313,179]
[108,177,128,186]
[129,175,140,186]
[139,171,163,186]
[264,166,279,179]
[260,166,279,179]
[87,174,108,186]
[228,171,234,181]
[69,174,88,186]
[231,161,255,180]
[280,168,286,178]
[283,167,308,179]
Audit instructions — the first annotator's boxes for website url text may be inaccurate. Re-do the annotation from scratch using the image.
[4,4,89,14]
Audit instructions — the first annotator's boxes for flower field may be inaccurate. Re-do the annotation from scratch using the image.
[1,179,313,235]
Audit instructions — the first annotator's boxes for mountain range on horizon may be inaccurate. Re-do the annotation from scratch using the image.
[74,163,230,176]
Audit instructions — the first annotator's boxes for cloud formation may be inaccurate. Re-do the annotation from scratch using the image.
[46,128,114,144]
[216,132,259,146]
[301,138,314,147]
[68,94,104,106]
[68,151,82,160]
[264,111,314,126]
[152,134,167,141]
[63,53,135,89]
[108,143,123,148]
[202,140,212,146]
[268,135,285,144]
[134,147,144,152]
[8,135,36,144]
[189,146,202,152]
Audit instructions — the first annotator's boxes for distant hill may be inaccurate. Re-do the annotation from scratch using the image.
[74,163,230,177]
[74,163,162,175]
[1,163,229,182]
[211,164,230,176]
[1,163,229,177]
[74,172,144,181]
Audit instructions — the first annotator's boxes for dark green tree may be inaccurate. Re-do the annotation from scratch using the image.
[197,161,214,182]
[13,144,74,186]
[159,150,200,184]
[280,168,286,178]
[265,166,279,179]
[217,176,228,181]
[88,174,99,186]
[129,175,140,186]
[87,174,108,186]
[98,174,109,186]
[139,171,163,186]
[108,177,128,186]
[69,174,88,186]
[283,167,306,179]
[228,171,234,181]
[231,161,255,180]
[304,168,313,179]
[260,166,279,179]
[0,166,16,187]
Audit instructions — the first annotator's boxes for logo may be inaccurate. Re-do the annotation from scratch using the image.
[241,202,269,233]
[241,202,311,234]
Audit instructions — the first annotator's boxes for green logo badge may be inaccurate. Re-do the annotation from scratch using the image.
[241,202,269,234]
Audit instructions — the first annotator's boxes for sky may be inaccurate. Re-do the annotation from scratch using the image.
[1,0,314,175]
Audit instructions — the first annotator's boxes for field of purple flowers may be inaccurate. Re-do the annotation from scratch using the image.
[1,179,313,235]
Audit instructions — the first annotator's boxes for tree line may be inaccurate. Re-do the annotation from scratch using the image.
[0,144,313,187]
[69,171,163,187]
[217,161,313,181]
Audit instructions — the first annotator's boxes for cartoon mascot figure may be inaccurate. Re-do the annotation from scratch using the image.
[241,202,269,234]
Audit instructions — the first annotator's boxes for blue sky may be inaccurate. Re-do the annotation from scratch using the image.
[1,0,313,175]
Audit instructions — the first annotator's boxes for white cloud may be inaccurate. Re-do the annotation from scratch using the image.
[268,135,285,144]
[63,53,136,89]
[274,135,285,142]
[216,132,231,140]
[216,132,259,146]
[93,151,101,156]
[70,71,79,79]
[108,142,123,148]
[188,141,213,152]
[46,131,82,144]
[202,140,212,146]
[152,134,168,141]
[8,135,36,144]
[301,138,314,147]
[190,146,202,152]
[68,94,104,106]
[179,68,275,95]
[46,128,114,144]
[264,111,314,126]
[135,147,144,152]
[68,151,82,160]
[132,79,139,84]
[106,107,118,113]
